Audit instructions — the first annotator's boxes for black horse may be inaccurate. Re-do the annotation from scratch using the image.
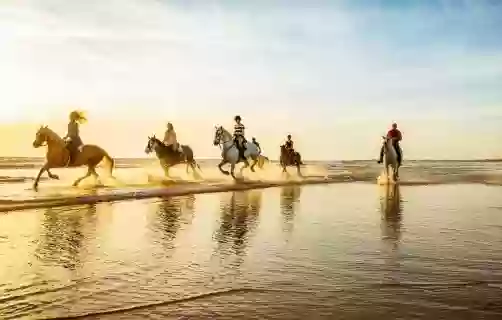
[279,144,303,177]
[144,135,201,178]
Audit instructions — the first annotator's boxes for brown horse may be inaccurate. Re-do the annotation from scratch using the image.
[279,145,303,176]
[32,125,115,190]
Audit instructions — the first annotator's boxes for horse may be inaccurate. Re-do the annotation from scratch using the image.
[212,126,260,179]
[381,136,400,182]
[32,125,115,190]
[279,145,303,176]
[144,135,202,178]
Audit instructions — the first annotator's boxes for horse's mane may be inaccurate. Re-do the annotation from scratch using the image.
[216,126,232,138]
[41,126,64,144]
[150,136,162,143]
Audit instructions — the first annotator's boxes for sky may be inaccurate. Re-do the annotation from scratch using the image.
[1,0,502,160]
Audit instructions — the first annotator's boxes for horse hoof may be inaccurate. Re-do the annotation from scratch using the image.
[33,185,38,191]
[51,175,60,180]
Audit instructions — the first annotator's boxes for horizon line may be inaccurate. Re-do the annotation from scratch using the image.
[0,156,500,162]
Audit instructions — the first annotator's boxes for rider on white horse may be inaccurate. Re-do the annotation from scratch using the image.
[378,122,402,165]
[163,122,183,154]
[233,115,246,160]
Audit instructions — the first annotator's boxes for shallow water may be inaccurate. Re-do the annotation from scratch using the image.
[1,183,501,319]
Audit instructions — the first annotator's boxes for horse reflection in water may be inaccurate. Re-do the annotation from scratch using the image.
[213,191,262,265]
[379,184,403,279]
[153,195,196,250]
[35,204,98,271]
[280,186,302,234]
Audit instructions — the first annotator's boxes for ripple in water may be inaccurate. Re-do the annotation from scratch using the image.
[0,184,502,319]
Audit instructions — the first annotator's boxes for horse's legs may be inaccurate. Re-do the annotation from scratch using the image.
[46,169,59,180]
[296,163,302,177]
[33,164,48,191]
[249,156,258,172]
[159,160,170,177]
[72,166,94,187]
[163,165,170,178]
[240,159,250,176]
[230,163,237,180]
[190,162,202,180]
[218,160,230,175]
[90,166,102,185]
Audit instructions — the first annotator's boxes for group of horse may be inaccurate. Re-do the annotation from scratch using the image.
[31,125,307,190]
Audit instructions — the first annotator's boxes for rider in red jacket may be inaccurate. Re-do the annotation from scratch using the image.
[378,122,402,165]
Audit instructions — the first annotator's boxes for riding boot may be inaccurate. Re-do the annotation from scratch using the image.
[239,147,246,161]
[377,146,384,164]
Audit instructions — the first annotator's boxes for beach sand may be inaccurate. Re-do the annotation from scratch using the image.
[1,182,501,319]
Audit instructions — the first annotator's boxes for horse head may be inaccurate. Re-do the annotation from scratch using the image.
[145,134,161,154]
[32,125,53,148]
[213,125,224,146]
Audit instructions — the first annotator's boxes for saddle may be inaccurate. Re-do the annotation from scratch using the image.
[65,144,82,167]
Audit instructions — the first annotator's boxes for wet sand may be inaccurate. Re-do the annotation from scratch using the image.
[1,183,501,319]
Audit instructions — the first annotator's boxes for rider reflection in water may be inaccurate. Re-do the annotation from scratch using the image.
[233,115,246,160]
[64,111,86,166]
[378,122,402,165]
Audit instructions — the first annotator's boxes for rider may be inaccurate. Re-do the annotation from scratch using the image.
[64,110,86,166]
[285,134,294,156]
[252,137,261,154]
[163,122,183,154]
[233,115,246,160]
[378,122,402,165]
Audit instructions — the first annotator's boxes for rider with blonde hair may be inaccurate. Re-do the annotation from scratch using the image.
[163,122,183,153]
[64,110,86,165]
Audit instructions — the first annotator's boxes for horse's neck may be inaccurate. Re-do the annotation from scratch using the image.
[155,142,168,153]
[222,129,232,141]
[384,141,397,162]
[221,140,234,148]
[47,131,65,149]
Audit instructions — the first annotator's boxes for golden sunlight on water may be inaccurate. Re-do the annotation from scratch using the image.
[0,184,502,319]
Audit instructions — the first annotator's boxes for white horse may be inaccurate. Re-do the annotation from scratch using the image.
[213,126,260,179]
[381,136,400,182]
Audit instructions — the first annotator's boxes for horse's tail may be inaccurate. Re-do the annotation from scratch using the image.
[102,151,115,176]
[184,146,202,172]
[296,153,303,165]
[194,160,202,172]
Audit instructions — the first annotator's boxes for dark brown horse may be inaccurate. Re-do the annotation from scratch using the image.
[144,135,202,178]
[279,145,303,176]
[32,125,115,190]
